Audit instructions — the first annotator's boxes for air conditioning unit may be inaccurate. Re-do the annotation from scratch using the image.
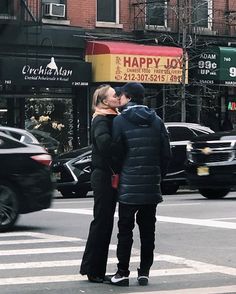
[44,3,65,18]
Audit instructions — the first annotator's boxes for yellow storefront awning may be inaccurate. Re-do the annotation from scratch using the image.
[85,41,188,84]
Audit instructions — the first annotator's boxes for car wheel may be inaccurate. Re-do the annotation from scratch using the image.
[198,188,230,199]
[161,183,179,195]
[75,188,89,198]
[59,188,77,198]
[0,181,19,232]
[59,188,88,198]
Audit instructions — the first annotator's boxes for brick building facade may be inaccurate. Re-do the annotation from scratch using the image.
[0,0,236,149]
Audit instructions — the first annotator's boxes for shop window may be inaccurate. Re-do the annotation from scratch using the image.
[25,98,74,155]
[97,0,117,23]
[192,0,212,29]
[146,0,167,28]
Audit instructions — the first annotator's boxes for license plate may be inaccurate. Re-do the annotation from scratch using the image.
[53,172,61,180]
[197,166,209,176]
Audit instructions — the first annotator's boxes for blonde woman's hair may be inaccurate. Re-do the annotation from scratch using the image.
[92,84,111,111]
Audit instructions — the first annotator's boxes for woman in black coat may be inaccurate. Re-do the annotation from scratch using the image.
[80,84,121,283]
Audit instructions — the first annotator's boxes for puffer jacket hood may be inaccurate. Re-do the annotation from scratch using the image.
[122,105,156,127]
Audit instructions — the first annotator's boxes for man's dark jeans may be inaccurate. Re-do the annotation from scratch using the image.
[116,202,157,274]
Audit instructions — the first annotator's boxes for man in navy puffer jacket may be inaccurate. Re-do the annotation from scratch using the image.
[109,82,171,286]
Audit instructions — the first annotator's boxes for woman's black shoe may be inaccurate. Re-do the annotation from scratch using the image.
[87,275,104,283]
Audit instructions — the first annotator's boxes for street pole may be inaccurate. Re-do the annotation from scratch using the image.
[181,24,187,122]
[162,85,166,121]
[180,1,188,122]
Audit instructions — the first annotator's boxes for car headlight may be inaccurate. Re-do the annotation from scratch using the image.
[186,142,193,152]
[186,142,193,161]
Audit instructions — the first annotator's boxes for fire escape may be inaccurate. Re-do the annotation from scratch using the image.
[20,0,41,24]
[131,0,177,33]
[131,0,236,40]
[0,0,41,26]
[0,0,43,63]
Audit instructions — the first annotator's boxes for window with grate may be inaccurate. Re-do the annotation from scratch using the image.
[42,0,65,4]
[192,0,212,28]
[146,0,166,27]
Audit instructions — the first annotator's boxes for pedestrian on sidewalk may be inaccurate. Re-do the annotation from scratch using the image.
[79,84,121,283]
[108,82,171,286]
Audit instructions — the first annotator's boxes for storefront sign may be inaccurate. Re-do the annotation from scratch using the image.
[86,41,188,84]
[113,55,184,83]
[196,47,236,86]
[220,47,236,86]
[0,57,91,87]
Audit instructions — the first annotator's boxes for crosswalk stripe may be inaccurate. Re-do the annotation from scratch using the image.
[0,232,83,242]
[1,276,234,293]
[47,209,236,229]
[0,232,235,291]
[123,285,236,294]
[157,216,236,230]
[0,246,84,256]
[0,256,136,270]
[0,275,80,286]
[0,239,84,245]
[0,245,115,256]
[0,232,235,277]
[0,268,223,286]
[155,254,236,276]
[0,252,235,277]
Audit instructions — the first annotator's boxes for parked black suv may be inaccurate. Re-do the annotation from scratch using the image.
[52,123,214,198]
[185,130,236,199]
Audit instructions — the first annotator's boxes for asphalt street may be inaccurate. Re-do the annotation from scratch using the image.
[0,190,235,294]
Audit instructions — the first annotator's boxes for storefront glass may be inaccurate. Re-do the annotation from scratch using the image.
[25,97,74,155]
[0,98,7,125]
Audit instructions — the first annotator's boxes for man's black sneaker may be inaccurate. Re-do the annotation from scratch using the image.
[109,270,129,286]
[137,275,149,286]
[137,268,149,286]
